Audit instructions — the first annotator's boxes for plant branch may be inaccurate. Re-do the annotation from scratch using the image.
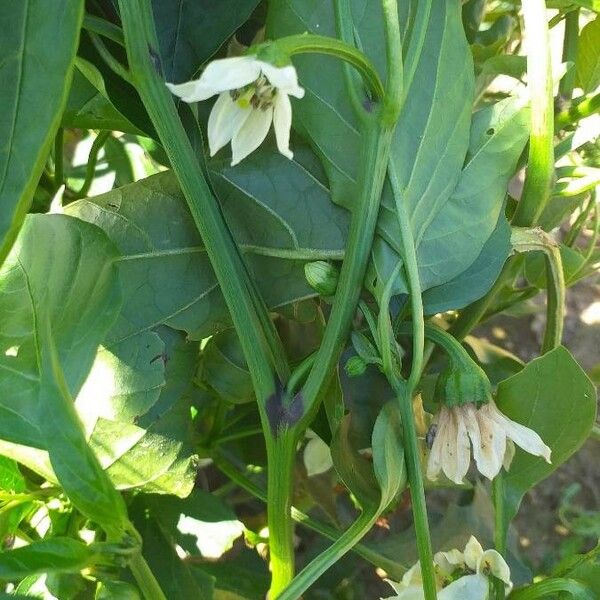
[388,166,437,600]
[512,0,555,226]
[75,131,111,198]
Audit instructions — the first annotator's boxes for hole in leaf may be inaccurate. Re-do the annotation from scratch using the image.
[486,128,495,135]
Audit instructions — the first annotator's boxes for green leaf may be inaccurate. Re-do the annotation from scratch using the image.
[63,58,143,134]
[577,17,600,93]
[496,347,597,525]
[371,402,406,508]
[330,414,380,508]
[0,214,121,449]
[422,213,511,314]
[83,327,199,497]
[0,456,26,493]
[36,308,128,532]
[0,1,83,265]
[153,0,261,83]
[66,152,348,340]
[374,97,529,295]
[130,496,216,599]
[0,538,96,580]
[268,1,528,295]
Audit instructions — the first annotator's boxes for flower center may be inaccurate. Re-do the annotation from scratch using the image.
[230,75,277,111]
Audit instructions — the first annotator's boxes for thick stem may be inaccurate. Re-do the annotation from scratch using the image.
[277,511,377,600]
[389,163,436,600]
[267,434,297,598]
[128,551,168,600]
[118,0,288,404]
[512,0,554,226]
[214,454,404,579]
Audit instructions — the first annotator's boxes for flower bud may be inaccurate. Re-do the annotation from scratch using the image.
[304,261,339,296]
[345,355,367,377]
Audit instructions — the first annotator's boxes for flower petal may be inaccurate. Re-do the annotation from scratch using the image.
[439,573,489,600]
[434,548,465,577]
[463,536,484,571]
[273,92,293,159]
[427,409,449,481]
[231,105,274,165]
[478,549,513,592]
[464,404,503,480]
[259,61,305,98]
[168,56,262,102]
[486,401,552,464]
[207,93,251,156]
[441,409,462,484]
[454,407,472,483]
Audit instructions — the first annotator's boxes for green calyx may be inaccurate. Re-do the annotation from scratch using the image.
[434,360,492,408]
[397,322,493,408]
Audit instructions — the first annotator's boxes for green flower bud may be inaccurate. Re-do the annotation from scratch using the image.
[345,355,367,377]
[304,261,339,296]
[435,360,492,408]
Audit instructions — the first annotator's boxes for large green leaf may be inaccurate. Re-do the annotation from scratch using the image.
[0,214,121,449]
[153,0,261,83]
[0,1,83,265]
[268,2,528,299]
[496,347,597,526]
[66,150,349,341]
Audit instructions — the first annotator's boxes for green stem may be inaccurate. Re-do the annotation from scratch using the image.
[334,0,367,119]
[556,92,600,129]
[129,552,168,600]
[277,510,378,600]
[214,454,404,579]
[75,131,111,198]
[512,0,554,227]
[389,163,436,600]
[89,32,133,85]
[54,128,64,191]
[558,10,579,99]
[273,34,384,100]
[82,14,125,45]
[298,121,394,430]
[493,474,507,600]
[266,433,297,598]
[118,0,288,404]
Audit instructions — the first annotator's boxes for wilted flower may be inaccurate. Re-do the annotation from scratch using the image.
[426,399,551,484]
[382,536,512,600]
[166,55,304,165]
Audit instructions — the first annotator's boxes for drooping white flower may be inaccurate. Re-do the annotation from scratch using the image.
[426,399,551,484]
[166,55,304,165]
[382,536,513,600]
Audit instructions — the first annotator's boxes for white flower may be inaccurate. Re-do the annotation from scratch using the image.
[382,536,512,600]
[166,55,304,165]
[426,399,551,484]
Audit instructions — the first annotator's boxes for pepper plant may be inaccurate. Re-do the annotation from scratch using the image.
[0,0,599,599]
